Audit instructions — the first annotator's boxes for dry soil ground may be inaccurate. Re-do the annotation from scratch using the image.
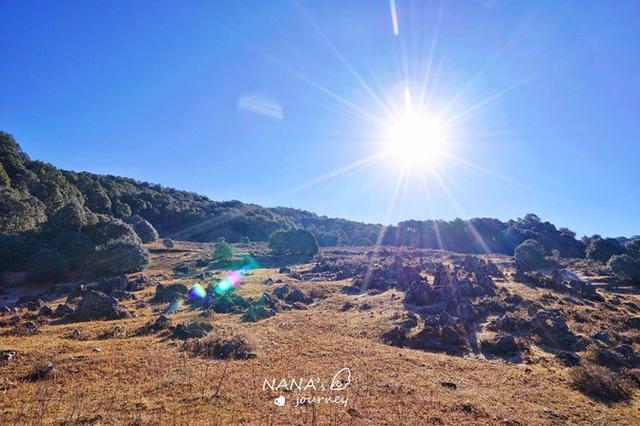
[1,242,639,425]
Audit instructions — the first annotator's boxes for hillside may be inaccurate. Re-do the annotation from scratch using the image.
[4,131,632,286]
[2,131,640,423]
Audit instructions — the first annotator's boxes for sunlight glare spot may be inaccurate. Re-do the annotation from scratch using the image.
[384,113,447,168]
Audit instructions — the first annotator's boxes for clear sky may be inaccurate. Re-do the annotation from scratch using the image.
[1,1,639,238]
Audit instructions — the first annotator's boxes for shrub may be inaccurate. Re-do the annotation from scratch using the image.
[83,215,141,246]
[127,215,159,243]
[514,239,546,270]
[47,201,87,233]
[50,231,95,269]
[571,364,633,403]
[0,163,10,187]
[269,229,319,256]
[626,239,640,260]
[240,236,250,244]
[608,254,640,283]
[0,233,38,273]
[162,238,175,250]
[0,188,47,233]
[214,242,233,260]
[26,248,69,282]
[316,232,339,247]
[92,239,150,276]
[172,321,213,340]
[586,237,625,263]
[183,334,256,359]
[210,293,251,313]
[112,200,132,218]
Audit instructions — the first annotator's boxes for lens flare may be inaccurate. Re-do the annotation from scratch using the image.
[189,283,207,299]
[188,256,260,299]
[165,298,183,314]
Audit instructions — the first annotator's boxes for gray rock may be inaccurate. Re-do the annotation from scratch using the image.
[38,306,54,317]
[482,334,519,355]
[555,350,580,366]
[54,304,74,317]
[75,290,130,321]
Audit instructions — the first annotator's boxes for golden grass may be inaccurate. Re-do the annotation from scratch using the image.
[1,244,639,424]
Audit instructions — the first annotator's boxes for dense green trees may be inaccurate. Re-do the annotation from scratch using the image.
[269,229,319,256]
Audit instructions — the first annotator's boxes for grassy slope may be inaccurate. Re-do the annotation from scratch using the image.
[1,243,639,425]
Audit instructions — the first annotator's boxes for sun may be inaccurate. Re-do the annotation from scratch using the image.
[383,113,448,168]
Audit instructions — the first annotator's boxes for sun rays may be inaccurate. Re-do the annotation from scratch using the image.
[254,1,533,255]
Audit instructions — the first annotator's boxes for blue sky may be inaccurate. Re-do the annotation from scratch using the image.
[1,1,639,238]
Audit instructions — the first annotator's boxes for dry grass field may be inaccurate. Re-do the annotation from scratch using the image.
[1,242,640,425]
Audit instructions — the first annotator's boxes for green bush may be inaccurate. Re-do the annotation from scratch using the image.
[214,242,233,260]
[586,237,625,263]
[0,233,38,273]
[269,229,319,256]
[84,215,140,246]
[514,239,546,271]
[50,231,95,269]
[240,236,250,244]
[26,248,69,282]
[162,238,175,250]
[626,239,640,260]
[0,188,47,233]
[47,202,87,233]
[608,254,640,283]
[0,163,10,187]
[127,215,159,243]
[92,239,150,276]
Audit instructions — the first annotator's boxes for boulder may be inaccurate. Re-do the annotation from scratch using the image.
[97,275,128,293]
[38,306,54,317]
[382,326,408,347]
[624,316,640,330]
[136,315,173,335]
[110,289,136,301]
[152,284,188,303]
[594,345,640,370]
[241,305,277,322]
[127,274,150,291]
[2,350,16,362]
[556,350,580,367]
[592,330,612,345]
[273,285,311,304]
[74,290,130,321]
[531,311,587,351]
[488,313,531,333]
[54,304,74,317]
[481,334,519,355]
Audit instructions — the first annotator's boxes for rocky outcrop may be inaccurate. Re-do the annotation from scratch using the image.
[74,290,130,321]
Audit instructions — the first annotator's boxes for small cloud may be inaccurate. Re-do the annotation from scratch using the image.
[237,94,283,120]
